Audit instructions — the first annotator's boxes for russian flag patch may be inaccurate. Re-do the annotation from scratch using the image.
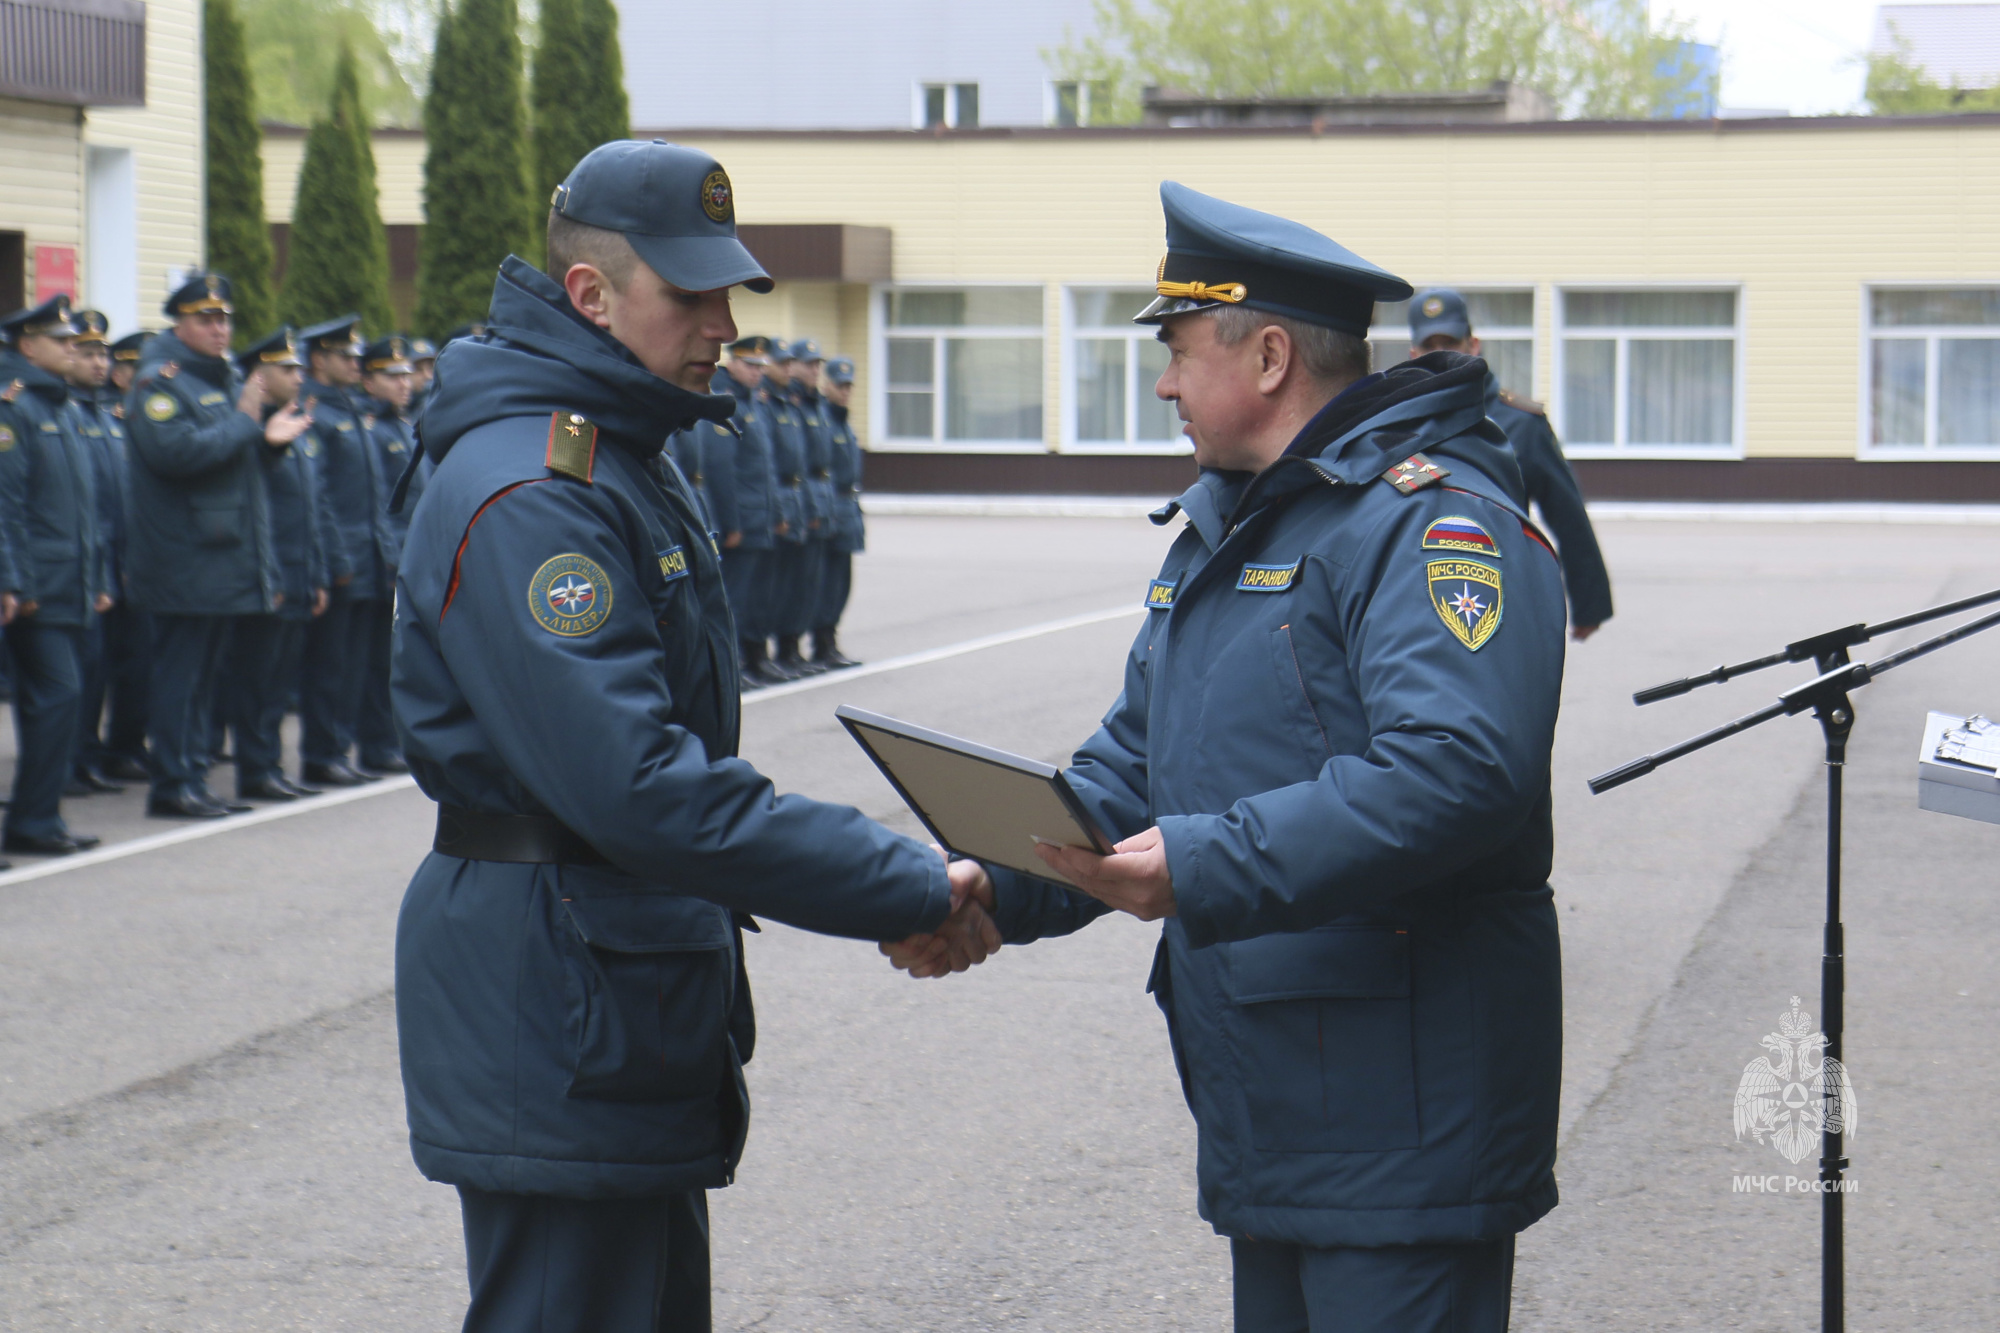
[1421,516,1499,557]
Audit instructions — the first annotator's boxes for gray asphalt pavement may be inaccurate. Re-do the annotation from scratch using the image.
[1,513,1996,1331]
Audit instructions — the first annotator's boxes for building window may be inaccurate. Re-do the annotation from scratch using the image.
[1049,80,1109,127]
[1066,288,1185,449]
[1866,288,2000,452]
[1367,289,1536,397]
[881,288,1043,447]
[917,83,980,129]
[1557,288,1738,453]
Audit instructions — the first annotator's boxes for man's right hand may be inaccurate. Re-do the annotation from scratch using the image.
[15,599,38,618]
[880,857,1001,979]
[236,374,263,419]
[264,402,311,446]
[0,592,16,625]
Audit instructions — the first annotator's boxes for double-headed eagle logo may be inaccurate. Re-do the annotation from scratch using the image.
[1733,997,1858,1165]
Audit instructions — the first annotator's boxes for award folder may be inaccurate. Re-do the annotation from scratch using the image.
[835,705,1113,880]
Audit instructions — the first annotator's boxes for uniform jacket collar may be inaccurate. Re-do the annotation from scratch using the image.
[419,256,735,468]
[0,348,70,405]
[140,330,235,391]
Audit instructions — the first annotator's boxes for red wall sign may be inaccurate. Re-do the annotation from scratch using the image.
[33,245,78,303]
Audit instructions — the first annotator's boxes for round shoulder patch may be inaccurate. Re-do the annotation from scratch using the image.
[0,424,13,451]
[299,435,320,458]
[529,553,614,636]
[144,392,178,422]
[700,169,733,223]
[711,422,729,435]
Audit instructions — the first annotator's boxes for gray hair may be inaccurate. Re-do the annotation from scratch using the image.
[1208,305,1369,387]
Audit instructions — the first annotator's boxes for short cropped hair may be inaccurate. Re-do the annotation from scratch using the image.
[1208,305,1369,388]
[546,211,640,291]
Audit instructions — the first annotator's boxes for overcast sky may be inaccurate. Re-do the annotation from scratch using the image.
[1655,0,1988,115]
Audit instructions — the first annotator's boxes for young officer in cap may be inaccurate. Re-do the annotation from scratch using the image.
[890,183,1567,1332]
[108,332,147,398]
[225,327,328,802]
[1409,288,1612,638]
[97,331,154,780]
[63,309,133,794]
[758,340,814,677]
[392,139,997,1333]
[0,295,109,855]
[125,274,310,818]
[717,335,783,686]
[785,337,835,671]
[353,335,421,774]
[296,315,393,787]
[813,355,863,668]
[406,336,438,416]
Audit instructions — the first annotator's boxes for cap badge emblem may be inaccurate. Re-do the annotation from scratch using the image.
[1422,296,1445,317]
[206,275,222,296]
[700,169,733,223]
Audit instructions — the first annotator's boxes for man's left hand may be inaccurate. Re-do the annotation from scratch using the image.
[1034,826,1176,921]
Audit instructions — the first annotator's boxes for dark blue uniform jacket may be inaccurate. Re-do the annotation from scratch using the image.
[0,353,104,625]
[991,353,1566,1250]
[391,257,952,1199]
[304,377,392,598]
[826,402,865,554]
[362,394,426,571]
[793,386,835,532]
[73,392,127,596]
[122,334,279,617]
[723,375,776,549]
[257,407,333,622]
[760,388,808,542]
[1484,376,1613,630]
[667,416,738,539]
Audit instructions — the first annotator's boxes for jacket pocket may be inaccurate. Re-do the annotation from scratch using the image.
[188,496,244,548]
[559,884,734,1105]
[1225,926,1420,1152]
[1267,624,1333,768]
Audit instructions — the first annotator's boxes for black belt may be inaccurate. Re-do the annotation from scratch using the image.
[434,805,610,866]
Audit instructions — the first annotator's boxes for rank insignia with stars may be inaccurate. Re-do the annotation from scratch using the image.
[1382,451,1450,495]
[1427,558,1502,651]
[545,411,598,483]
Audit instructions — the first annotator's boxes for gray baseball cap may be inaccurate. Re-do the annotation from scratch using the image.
[551,140,774,295]
[1408,288,1472,345]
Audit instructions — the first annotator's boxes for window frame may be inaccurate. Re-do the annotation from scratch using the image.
[1365,285,1539,397]
[1553,282,1746,460]
[1059,285,1193,455]
[912,82,979,129]
[1858,281,2000,462]
[868,282,1049,454]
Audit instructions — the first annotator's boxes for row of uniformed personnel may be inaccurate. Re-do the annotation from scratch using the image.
[667,335,865,687]
[0,277,449,856]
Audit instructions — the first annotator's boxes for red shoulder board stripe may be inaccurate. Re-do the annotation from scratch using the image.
[1381,451,1450,495]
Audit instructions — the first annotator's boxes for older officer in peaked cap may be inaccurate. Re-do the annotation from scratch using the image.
[1408,288,1612,638]
[62,309,133,795]
[354,334,422,775]
[392,140,996,1333]
[890,182,1568,1332]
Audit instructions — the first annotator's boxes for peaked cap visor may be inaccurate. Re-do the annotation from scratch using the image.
[627,233,774,296]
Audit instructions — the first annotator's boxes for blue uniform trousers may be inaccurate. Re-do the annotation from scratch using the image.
[5,620,82,839]
[301,589,372,767]
[145,613,231,801]
[356,595,400,768]
[1231,1235,1515,1333]
[815,550,852,632]
[721,547,768,640]
[73,615,107,777]
[457,1187,710,1333]
[102,605,153,765]
[766,541,817,638]
[227,614,301,790]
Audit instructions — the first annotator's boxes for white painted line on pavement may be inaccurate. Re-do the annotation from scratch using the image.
[0,776,420,889]
[863,494,2000,525]
[743,603,1144,704]
[0,604,1141,887]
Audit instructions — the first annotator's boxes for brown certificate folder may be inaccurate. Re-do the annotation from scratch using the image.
[836,705,1113,880]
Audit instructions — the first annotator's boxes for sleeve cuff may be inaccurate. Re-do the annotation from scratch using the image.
[1156,813,1222,949]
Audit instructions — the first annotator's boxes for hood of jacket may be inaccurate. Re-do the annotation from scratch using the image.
[0,348,71,407]
[1156,351,1527,546]
[417,256,736,468]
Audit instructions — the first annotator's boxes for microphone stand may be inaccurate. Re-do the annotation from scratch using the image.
[1589,588,2000,1333]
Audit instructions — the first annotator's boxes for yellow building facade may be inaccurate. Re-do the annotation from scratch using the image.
[265,116,2000,498]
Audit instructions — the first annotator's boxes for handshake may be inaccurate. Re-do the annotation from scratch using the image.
[879,827,1179,980]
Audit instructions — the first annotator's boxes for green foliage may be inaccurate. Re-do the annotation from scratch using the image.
[204,0,278,345]
[238,0,431,127]
[281,44,396,334]
[1864,32,2000,115]
[415,0,535,336]
[530,0,629,257]
[1046,0,1709,122]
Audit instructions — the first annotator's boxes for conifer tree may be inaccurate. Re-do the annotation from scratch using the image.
[531,0,630,245]
[416,0,534,335]
[280,43,395,333]
[204,0,277,344]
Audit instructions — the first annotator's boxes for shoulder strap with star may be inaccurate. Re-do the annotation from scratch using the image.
[545,411,598,483]
[1498,387,1546,417]
[0,379,21,404]
[1380,451,1451,495]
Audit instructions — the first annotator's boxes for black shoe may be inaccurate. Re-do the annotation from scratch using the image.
[811,629,860,670]
[359,755,410,776]
[72,766,125,794]
[101,755,152,782]
[238,778,299,802]
[4,832,83,856]
[276,776,323,798]
[69,833,101,850]
[774,636,825,676]
[200,789,254,813]
[147,791,231,820]
[302,761,372,788]
[63,778,95,798]
[752,656,797,685]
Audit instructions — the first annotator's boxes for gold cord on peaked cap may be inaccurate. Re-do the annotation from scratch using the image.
[1154,257,1246,304]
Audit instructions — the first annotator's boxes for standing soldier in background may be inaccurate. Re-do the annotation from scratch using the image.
[63,310,132,794]
[761,342,815,677]
[812,355,862,669]
[97,332,153,781]
[719,335,782,687]
[0,296,107,855]
[407,336,437,416]
[1408,289,1612,638]
[788,339,834,673]
[125,274,308,820]
[108,332,147,398]
[297,316,390,788]
[354,335,420,775]
[228,328,327,802]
